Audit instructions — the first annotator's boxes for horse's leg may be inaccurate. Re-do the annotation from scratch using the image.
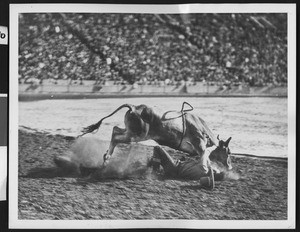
[185,134,206,157]
[197,138,207,157]
[103,126,131,166]
[195,135,219,174]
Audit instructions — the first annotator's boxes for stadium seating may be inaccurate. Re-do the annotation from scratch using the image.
[18,13,287,88]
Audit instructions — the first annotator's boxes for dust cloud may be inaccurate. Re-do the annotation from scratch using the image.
[66,136,107,168]
[56,136,151,179]
[93,143,152,180]
[224,171,241,180]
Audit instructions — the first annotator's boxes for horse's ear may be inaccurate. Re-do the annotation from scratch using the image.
[225,137,232,147]
[218,140,224,147]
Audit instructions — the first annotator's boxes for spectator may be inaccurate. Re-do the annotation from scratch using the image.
[18,13,287,88]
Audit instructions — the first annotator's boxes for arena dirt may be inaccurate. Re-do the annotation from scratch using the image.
[18,129,287,220]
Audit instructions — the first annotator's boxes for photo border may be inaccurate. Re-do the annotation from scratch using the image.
[9,3,296,229]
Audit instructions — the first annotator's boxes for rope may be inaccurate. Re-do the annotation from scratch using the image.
[177,102,194,150]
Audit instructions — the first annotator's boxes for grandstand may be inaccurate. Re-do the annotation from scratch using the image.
[18,13,287,94]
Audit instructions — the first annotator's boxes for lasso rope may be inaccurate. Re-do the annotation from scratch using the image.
[177,102,194,150]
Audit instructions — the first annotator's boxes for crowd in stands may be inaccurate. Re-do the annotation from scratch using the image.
[19,12,287,88]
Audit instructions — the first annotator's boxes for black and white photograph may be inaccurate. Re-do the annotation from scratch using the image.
[9,3,296,229]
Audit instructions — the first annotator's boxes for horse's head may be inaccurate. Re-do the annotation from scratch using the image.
[210,136,232,170]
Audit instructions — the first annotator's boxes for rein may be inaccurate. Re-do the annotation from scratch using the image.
[177,102,194,150]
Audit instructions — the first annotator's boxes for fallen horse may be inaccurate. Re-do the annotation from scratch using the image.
[81,102,233,172]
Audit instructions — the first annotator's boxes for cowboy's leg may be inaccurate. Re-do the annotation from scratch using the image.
[152,146,179,176]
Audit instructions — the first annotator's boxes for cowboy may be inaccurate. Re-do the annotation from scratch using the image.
[148,146,226,190]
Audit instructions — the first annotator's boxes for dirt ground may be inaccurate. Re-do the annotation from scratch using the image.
[18,129,287,220]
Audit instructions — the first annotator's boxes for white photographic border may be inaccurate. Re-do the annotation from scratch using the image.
[9,3,296,229]
[0,95,7,201]
[0,146,7,201]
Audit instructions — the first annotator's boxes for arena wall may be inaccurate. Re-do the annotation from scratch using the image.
[19,81,287,101]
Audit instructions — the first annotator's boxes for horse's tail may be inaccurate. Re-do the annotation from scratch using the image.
[80,104,134,136]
